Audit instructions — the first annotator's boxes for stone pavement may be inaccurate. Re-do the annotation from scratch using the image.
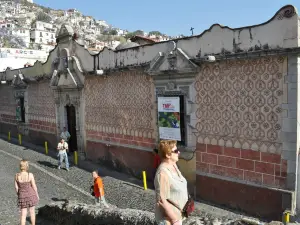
[0,148,91,225]
[0,137,259,224]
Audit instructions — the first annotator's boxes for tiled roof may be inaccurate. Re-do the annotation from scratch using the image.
[130,35,158,43]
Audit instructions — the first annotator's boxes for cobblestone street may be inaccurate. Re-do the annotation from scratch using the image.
[0,147,91,224]
[0,137,249,224]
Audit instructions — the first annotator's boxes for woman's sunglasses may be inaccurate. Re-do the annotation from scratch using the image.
[171,149,180,154]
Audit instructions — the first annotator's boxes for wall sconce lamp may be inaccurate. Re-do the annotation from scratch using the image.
[96,70,104,75]
[187,100,197,114]
[198,55,216,62]
[188,124,197,130]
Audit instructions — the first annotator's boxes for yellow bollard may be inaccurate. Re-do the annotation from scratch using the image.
[143,171,148,190]
[45,141,48,155]
[74,151,78,166]
[8,131,10,141]
[18,134,22,145]
[283,210,290,224]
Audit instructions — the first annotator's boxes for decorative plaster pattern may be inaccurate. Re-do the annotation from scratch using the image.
[27,82,56,124]
[85,71,155,139]
[194,56,287,154]
[277,5,296,19]
[0,85,16,123]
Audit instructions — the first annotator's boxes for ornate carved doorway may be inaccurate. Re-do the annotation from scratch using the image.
[66,105,78,152]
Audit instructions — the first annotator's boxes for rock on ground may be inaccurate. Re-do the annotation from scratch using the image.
[38,200,206,225]
[38,200,155,225]
[39,201,284,225]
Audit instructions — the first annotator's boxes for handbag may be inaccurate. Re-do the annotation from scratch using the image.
[167,194,195,218]
[182,195,195,217]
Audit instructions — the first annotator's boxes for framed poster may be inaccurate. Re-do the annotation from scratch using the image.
[158,97,181,141]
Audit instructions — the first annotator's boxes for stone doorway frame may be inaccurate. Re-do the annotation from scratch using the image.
[53,89,85,159]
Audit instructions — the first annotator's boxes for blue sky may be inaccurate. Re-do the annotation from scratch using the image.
[34,0,300,36]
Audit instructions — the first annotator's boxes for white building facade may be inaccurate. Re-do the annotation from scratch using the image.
[12,28,30,47]
[30,21,56,50]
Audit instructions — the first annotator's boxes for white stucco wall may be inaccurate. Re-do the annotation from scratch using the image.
[0,5,299,81]
[74,5,299,72]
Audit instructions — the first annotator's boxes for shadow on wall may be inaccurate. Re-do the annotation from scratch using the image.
[0,123,18,138]
[97,147,197,188]
[98,152,139,179]
[178,151,196,194]
[86,141,153,181]
[28,130,57,148]
[86,141,196,190]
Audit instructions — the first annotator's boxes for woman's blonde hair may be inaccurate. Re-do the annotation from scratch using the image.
[158,140,177,159]
[20,160,29,172]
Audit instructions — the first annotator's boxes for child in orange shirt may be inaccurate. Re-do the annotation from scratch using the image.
[92,171,109,208]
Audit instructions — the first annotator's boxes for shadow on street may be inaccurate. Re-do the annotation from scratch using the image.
[51,197,69,203]
[37,160,57,168]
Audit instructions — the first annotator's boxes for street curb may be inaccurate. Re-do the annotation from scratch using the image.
[0,134,145,187]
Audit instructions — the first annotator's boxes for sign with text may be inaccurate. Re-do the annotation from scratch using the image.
[0,48,48,59]
[158,97,181,141]
[0,48,34,55]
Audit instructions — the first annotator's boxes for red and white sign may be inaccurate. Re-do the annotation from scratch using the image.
[158,97,181,141]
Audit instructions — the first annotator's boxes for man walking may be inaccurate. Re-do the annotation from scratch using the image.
[57,138,69,171]
[60,127,71,156]
[92,171,109,208]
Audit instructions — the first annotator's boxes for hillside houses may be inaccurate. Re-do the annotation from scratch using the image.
[0,0,171,53]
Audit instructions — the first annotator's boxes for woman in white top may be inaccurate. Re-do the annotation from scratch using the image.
[154,140,188,225]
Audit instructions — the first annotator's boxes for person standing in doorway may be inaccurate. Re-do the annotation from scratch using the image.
[92,171,109,208]
[60,127,71,143]
[57,138,70,171]
[15,159,39,225]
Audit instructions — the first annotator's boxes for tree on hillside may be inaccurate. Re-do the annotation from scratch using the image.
[124,32,134,40]
[36,12,52,23]
[102,30,109,35]
[28,43,34,49]
[109,29,117,35]
[134,30,144,36]
[37,44,42,50]
[96,34,125,43]
[97,35,109,42]
[99,25,106,33]
[149,31,162,36]
[20,0,33,6]
[0,28,26,48]
[124,30,144,40]
[79,21,84,26]
[43,8,50,14]
[114,36,126,43]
